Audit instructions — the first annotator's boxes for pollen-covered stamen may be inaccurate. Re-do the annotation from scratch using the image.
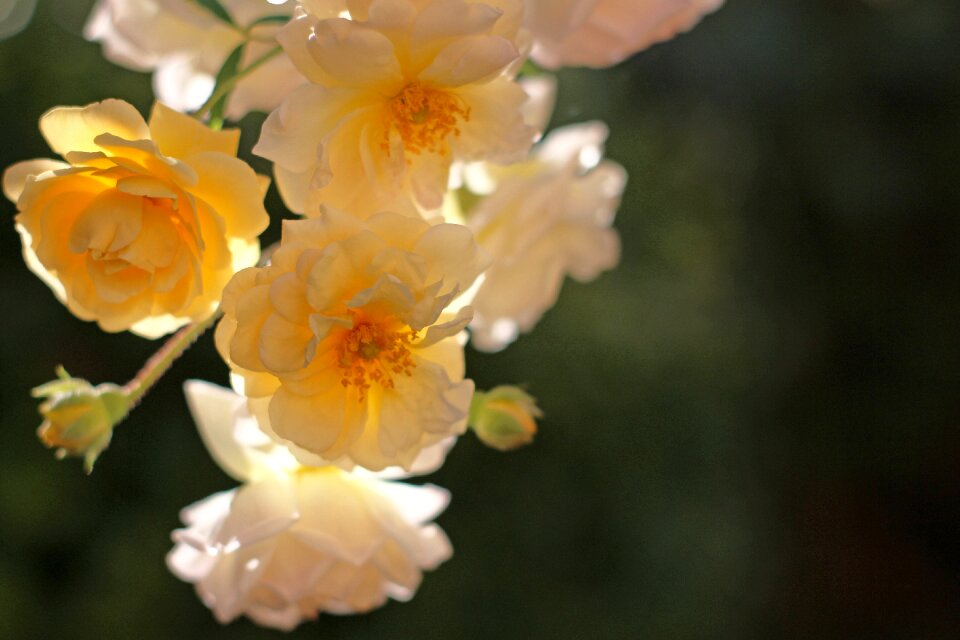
[337,320,417,401]
[386,81,471,155]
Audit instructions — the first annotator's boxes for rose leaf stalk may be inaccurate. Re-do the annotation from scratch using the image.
[34,311,220,473]
[123,310,221,408]
[192,0,235,26]
[193,45,282,127]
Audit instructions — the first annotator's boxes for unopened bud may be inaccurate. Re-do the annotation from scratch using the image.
[32,367,129,473]
[469,386,542,451]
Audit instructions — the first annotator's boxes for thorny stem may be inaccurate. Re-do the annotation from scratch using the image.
[123,311,221,408]
[193,45,283,120]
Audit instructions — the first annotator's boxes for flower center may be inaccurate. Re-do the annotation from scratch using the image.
[337,320,416,401]
[386,82,470,155]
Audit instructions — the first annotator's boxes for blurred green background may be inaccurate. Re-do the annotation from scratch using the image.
[2,0,960,638]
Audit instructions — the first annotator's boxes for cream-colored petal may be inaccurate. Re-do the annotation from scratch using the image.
[129,313,191,340]
[68,189,143,254]
[268,272,312,324]
[183,380,260,483]
[215,476,299,550]
[229,284,274,372]
[376,359,471,460]
[275,11,329,85]
[530,0,724,69]
[371,481,450,526]
[259,312,315,374]
[254,84,356,174]
[417,306,472,348]
[119,201,180,269]
[365,246,428,291]
[305,243,360,312]
[269,384,367,456]
[299,0,350,18]
[31,190,92,268]
[294,472,386,564]
[413,222,489,296]
[409,0,504,71]
[40,99,150,157]
[405,147,452,211]
[3,159,70,203]
[519,74,557,135]
[346,274,415,314]
[306,17,404,90]
[115,175,177,199]
[419,35,518,87]
[149,101,240,159]
[535,119,609,167]
[452,78,533,163]
[183,151,269,240]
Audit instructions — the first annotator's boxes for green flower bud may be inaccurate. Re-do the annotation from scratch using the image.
[469,386,542,451]
[32,367,130,473]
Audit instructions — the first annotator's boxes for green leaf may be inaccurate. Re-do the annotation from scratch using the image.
[518,59,544,78]
[246,14,292,29]
[208,43,245,129]
[194,0,235,26]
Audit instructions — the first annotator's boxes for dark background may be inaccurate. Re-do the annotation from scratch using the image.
[2,0,959,638]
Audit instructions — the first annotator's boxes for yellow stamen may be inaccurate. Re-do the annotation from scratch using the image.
[386,82,470,155]
[337,319,417,402]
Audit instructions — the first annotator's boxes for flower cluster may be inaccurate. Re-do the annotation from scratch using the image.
[3,0,723,630]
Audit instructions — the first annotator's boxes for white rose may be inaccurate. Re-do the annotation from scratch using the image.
[85,0,305,119]
[524,0,724,69]
[465,122,625,351]
[168,381,454,630]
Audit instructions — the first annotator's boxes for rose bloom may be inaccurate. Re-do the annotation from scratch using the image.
[2,99,269,337]
[216,208,488,470]
[85,0,304,119]
[254,0,534,217]
[463,121,625,351]
[524,0,724,69]
[169,380,452,631]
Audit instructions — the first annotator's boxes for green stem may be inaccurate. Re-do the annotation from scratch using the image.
[123,311,221,408]
[194,45,283,120]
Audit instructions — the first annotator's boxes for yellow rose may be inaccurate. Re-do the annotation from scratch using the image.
[216,208,489,471]
[255,0,534,217]
[3,99,269,337]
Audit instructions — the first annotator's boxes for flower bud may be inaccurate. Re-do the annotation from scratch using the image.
[32,367,129,473]
[469,386,542,451]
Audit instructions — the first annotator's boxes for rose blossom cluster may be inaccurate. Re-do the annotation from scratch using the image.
[3,0,722,630]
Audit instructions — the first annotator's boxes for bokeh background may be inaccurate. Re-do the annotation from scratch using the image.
[2,0,960,638]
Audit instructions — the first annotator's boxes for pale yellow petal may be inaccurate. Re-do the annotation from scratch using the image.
[184,151,269,239]
[418,35,518,87]
[409,0,504,72]
[3,159,70,203]
[306,18,404,91]
[183,380,256,483]
[149,101,241,159]
[269,384,367,455]
[258,313,315,374]
[413,222,489,296]
[40,99,149,157]
[68,189,143,254]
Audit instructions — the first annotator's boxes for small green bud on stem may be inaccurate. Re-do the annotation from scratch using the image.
[469,385,542,451]
[32,367,131,473]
